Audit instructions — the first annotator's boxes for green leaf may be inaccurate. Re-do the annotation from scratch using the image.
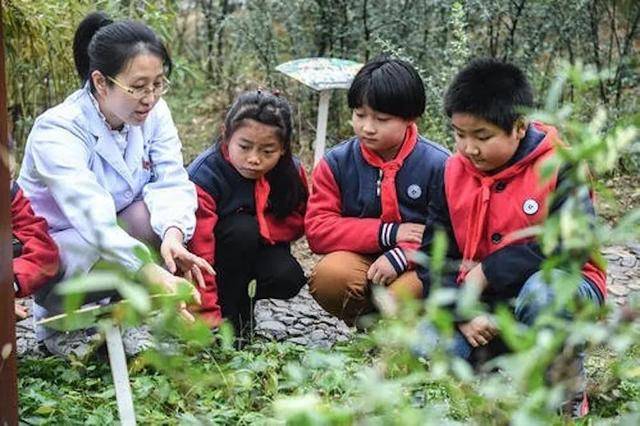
[55,271,123,295]
[247,279,257,299]
[116,282,151,314]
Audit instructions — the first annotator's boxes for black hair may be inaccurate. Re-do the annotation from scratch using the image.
[444,57,534,132]
[73,11,172,90]
[347,54,426,119]
[221,90,308,219]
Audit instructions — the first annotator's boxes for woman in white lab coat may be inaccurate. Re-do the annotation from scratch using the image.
[18,12,213,357]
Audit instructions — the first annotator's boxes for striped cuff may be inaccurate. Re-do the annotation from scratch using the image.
[378,223,399,249]
[384,247,408,275]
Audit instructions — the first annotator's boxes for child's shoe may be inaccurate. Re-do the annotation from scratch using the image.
[561,391,589,418]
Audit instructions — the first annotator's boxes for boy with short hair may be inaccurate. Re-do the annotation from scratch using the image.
[417,57,606,417]
[306,55,449,326]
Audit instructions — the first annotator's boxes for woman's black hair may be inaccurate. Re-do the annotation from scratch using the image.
[73,11,172,90]
[221,90,308,219]
[348,54,426,119]
[444,57,534,132]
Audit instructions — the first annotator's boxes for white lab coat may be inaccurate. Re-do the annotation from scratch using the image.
[18,86,197,280]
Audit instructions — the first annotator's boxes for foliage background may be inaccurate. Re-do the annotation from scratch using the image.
[4,0,639,166]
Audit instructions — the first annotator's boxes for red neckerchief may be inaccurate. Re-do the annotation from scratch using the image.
[253,176,274,244]
[455,122,557,282]
[221,144,275,244]
[359,123,418,222]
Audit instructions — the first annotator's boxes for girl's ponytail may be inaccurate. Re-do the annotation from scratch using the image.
[73,11,113,82]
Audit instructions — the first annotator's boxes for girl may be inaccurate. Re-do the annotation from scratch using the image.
[305,55,450,327]
[18,12,211,357]
[188,90,308,338]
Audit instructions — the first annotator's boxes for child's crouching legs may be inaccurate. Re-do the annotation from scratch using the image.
[310,253,425,327]
[309,251,374,326]
[386,271,424,301]
[514,270,602,326]
[255,244,306,300]
[513,269,603,417]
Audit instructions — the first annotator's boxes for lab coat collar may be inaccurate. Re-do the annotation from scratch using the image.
[79,85,139,189]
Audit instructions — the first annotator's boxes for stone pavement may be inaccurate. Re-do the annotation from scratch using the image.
[15,241,640,357]
[602,244,640,306]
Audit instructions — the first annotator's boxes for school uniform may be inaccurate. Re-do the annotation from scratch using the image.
[305,123,450,325]
[18,85,196,323]
[417,122,606,359]
[11,181,60,297]
[187,144,307,330]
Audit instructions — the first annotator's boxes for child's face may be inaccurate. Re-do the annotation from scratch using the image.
[451,113,526,172]
[352,104,413,160]
[226,119,285,179]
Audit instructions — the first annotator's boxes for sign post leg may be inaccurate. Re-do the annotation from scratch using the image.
[105,324,136,426]
[313,90,332,166]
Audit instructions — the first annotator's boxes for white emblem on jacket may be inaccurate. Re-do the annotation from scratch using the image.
[407,184,422,199]
[523,198,539,215]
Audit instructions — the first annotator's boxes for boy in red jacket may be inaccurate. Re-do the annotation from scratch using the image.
[417,58,605,417]
[306,55,449,326]
[11,180,60,317]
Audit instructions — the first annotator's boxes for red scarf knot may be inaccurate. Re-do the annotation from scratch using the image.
[360,123,418,223]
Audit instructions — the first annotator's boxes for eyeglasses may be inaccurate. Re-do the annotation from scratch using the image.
[107,75,170,100]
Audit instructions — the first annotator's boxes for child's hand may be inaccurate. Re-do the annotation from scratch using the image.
[458,314,498,347]
[367,255,398,286]
[396,223,425,243]
[464,262,489,292]
[15,302,28,320]
[160,227,215,289]
[138,263,202,322]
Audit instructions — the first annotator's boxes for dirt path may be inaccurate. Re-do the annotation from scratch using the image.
[15,241,639,357]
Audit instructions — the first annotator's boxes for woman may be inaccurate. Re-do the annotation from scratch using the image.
[18,12,212,357]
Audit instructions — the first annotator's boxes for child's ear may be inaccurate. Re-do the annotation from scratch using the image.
[515,118,527,139]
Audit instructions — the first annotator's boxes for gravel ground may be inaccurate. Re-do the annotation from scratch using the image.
[14,240,640,357]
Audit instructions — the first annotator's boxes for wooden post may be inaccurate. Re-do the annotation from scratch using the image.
[0,0,20,423]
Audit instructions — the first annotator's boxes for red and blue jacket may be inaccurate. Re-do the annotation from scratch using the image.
[418,122,606,304]
[305,123,450,273]
[11,181,60,297]
[187,145,308,326]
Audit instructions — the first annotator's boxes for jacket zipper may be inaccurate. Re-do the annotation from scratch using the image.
[376,169,383,197]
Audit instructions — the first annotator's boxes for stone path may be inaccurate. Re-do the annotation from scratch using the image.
[602,244,640,305]
[15,241,640,357]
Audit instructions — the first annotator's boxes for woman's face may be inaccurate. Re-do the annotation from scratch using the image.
[226,119,285,179]
[92,53,165,129]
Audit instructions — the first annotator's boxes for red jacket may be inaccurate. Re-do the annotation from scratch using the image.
[187,147,308,325]
[11,184,60,297]
[444,122,606,297]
